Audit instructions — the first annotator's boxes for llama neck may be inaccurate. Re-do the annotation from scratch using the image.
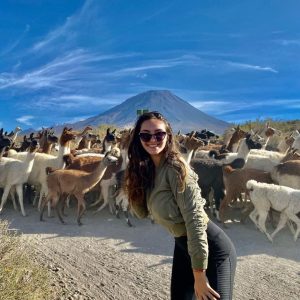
[261,137,270,150]
[236,139,251,160]
[184,149,194,164]
[57,143,71,168]
[12,130,20,143]
[83,162,110,191]
[103,140,112,154]
[41,142,52,154]
[86,140,91,149]
[23,152,36,179]
[120,149,128,171]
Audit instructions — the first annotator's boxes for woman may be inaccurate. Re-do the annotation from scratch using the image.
[125,111,236,300]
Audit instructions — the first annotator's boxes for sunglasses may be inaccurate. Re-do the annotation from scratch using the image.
[139,131,167,142]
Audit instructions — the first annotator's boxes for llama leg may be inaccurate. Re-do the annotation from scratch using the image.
[56,196,65,224]
[95,185,109,213]
[75,194,86,226]
[60,194,69,217]
[257,211,272,242]
[122,198,133,227]
[108,185,117,215]
[0,185,12,213]
[287,220,296,236]
[285,213,300,242]
[270,213,288,241]
[40,194,50,221]
[249,208,258,229]
[10,186,18,211]
[219,195,230,223]
[16,184,26,217]
[38,185,47,211]
[240,202,254,224]
[32,186,40,207]
[89,188,103,208]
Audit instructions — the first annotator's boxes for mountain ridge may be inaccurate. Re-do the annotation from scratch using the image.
[24,90,231,135]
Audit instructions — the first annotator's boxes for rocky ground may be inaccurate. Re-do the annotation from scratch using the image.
[2,205,300,300]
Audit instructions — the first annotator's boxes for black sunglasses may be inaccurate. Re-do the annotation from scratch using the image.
[139,131,167,142]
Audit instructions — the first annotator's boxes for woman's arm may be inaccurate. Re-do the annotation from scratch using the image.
[168,167,209,269]
[168,167,220,299]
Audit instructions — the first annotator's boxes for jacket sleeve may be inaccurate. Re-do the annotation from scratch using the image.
[168,166,209,269]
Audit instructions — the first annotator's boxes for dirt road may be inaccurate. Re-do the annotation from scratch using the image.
[2,205,300,300]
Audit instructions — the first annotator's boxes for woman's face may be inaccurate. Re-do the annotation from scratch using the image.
[139,119,168,158]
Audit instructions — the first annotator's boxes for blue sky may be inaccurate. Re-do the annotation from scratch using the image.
[1,0,300,131]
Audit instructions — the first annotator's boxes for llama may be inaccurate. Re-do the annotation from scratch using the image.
[40,148,121,225]
[271,160,300,189]
[101,128,118,154]
[7,126,22,144]
[72,126,93,148]
[0,135,12,159]
[7,127,77,211]
[190,134,262,220]
[0,140,39,216]
[256,122,281,150]
[226,126,247,152]
[37,128,59,154]
[244,149,300,172]
[292,133,300,150]
[76,133,99,150]
[176,133,205,164]
[93,130,131,213]
[247,180,300,242]
[219,166,273,224]
[210,133,263,164]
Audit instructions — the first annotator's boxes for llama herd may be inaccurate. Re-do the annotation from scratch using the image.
[0,122,300,243]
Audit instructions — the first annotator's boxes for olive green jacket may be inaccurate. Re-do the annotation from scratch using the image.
[131,158,209,269]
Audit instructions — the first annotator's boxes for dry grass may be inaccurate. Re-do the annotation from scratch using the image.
[0,220,54,300]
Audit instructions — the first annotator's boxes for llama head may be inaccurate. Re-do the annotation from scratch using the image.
[245,134,262,150]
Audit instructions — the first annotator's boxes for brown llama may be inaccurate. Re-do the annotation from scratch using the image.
[40,148,120,225]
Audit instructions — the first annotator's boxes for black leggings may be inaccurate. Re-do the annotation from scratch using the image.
[171,221,237,300]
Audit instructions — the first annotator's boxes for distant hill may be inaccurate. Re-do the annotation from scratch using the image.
[51,90,230,134]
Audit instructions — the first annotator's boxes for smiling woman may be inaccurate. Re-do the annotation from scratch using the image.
[125,111,237,300]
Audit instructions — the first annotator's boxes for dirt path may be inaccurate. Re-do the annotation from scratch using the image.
[2,205,300,300]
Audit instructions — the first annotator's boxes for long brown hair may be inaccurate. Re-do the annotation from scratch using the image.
[125,111,187,207]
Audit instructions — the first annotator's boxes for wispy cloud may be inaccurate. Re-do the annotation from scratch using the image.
[226,61,278,73]
[275,39,300,46]
[190,100,253,116]
[16,115,34,126]
[32,0,94,52]
[28,91,136,112]
[0,24,30,56]
[0,49,138,91]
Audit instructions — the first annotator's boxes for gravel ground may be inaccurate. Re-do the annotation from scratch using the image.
[2,204,300,300]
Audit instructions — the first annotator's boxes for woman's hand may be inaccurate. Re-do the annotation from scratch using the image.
[193,270,220,300]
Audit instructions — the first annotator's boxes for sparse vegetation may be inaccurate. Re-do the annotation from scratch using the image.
[238,118,300,134]
[0,220,54,300]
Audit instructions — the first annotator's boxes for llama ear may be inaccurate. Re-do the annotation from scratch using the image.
[177,130,181,135]
[189,131,195,138]
[107,128,110,134]
[112,129,116,134]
